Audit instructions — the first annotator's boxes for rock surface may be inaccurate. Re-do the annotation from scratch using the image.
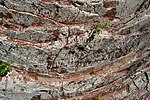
[0,0,150,100]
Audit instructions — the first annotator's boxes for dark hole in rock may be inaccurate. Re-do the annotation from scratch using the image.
[31,95,41,100]
[34,65,38,67]
[0,0,5,6]
[3,24,13,28]
[77,45,85,51]
[69,50,75,54]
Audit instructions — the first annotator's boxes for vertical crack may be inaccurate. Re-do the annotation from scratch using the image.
[133,81,139,90]
[85,29,95,44]
[126,84,130,93]
[144,72,149,91]
[135,0,150,14]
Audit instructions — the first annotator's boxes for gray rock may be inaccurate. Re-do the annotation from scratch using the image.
[0,0,150,99]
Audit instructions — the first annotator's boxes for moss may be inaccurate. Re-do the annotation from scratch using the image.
[0,61,12,77]
[94,96,100,100]
[93,22,109,34]
[94,23,109,29]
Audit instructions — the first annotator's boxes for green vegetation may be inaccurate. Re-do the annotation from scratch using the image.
[93,22,109,34]
[94,96,100,100]
[94,23,109,29]
[0,61,12,77]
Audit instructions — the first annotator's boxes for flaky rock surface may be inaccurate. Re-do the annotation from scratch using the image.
[0,0,150,100]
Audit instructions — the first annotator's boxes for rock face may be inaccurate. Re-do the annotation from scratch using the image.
[0,0,150,100]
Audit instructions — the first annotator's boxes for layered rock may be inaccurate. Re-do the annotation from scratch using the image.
[0,0,150,100]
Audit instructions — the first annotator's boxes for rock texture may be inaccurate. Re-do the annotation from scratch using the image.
[0,0,150,100]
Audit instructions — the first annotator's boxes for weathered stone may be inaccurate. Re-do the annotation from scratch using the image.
[0,0,150,99]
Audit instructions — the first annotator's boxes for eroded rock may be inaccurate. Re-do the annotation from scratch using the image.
[0,0,150,99]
